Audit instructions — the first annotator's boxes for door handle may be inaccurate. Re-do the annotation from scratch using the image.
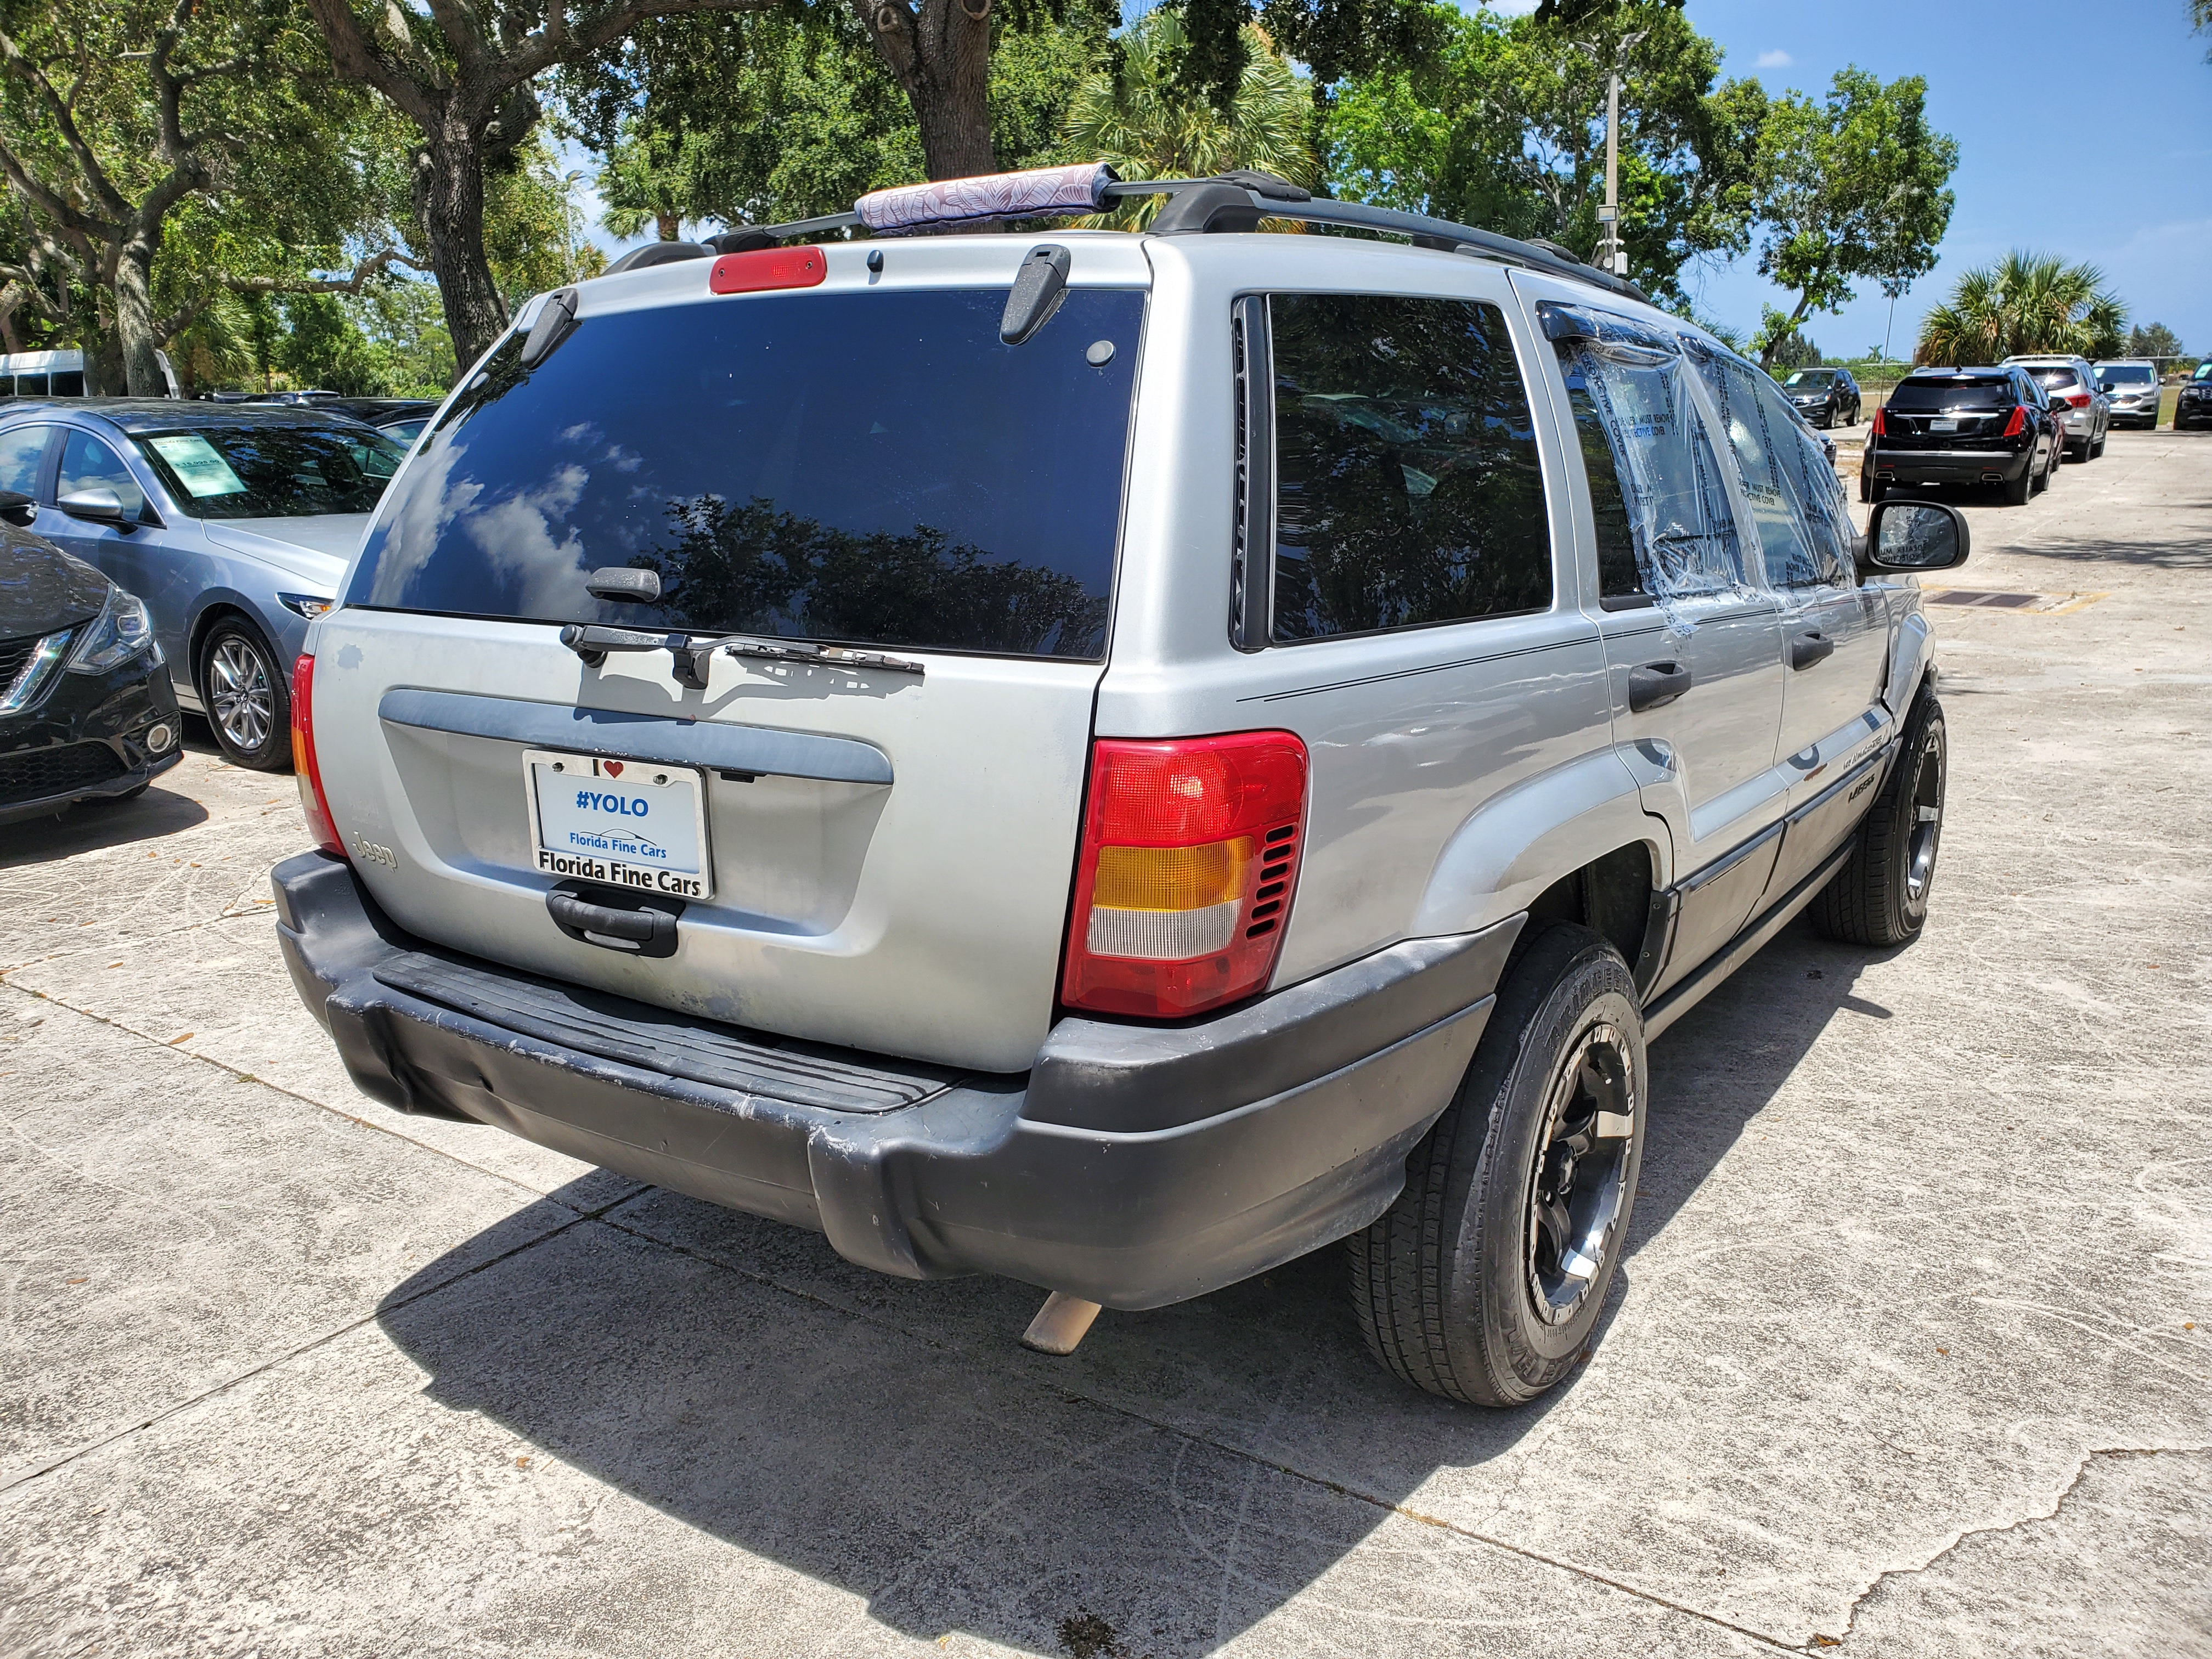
[1789,629,1835,670]
[1628,660,1693,713]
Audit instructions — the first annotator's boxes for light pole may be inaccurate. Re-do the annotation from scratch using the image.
[561,168,584,285]
[1585,30,1648,278]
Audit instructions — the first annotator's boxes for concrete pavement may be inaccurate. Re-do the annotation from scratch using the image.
[1,431,2206,1656]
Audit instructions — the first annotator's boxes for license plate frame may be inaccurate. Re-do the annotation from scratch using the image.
[1930,417,1959,432]
[523,747,714,900]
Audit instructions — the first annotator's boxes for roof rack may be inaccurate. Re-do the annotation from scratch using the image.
[710,166,1650,307]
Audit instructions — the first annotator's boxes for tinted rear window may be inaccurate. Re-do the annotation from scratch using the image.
[2028,366,2079,388]
[1887,377,2016,411]
[345,287,1144,659]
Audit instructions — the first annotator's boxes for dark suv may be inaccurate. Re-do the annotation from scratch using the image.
[1780,366,1861,427]
[1863,366,2062,506]
[2177,363,2212,431]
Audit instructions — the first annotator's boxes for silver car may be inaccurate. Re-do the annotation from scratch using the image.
[2002,353,2111,459]
[273,166,1968,1406]
[0,402,405,768]
[2094,358,2161,429]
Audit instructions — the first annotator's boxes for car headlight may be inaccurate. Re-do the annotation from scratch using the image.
[66,588,155,675]
[279,593,333,619]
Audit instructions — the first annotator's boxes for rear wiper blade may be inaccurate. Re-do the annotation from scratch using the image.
[558,623,923,687]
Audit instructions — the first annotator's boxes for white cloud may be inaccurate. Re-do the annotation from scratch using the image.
[1755,49,1793,68]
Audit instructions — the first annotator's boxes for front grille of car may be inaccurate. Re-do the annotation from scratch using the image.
[0,633,42,690]
[0,741,123,805]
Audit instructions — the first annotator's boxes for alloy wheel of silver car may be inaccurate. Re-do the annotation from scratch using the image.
[1524,1019,1638,1328]
[1904,726,1945,912]
[210,636,274,754]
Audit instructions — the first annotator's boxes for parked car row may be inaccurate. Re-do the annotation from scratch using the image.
[0,402,413,802]
[1861,351,2130,506]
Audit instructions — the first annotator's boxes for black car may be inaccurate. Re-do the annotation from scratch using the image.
[0,491,183,825]
[1780,365,1863,427]
[1863,365,2063,507]
[2176,364,2212,431]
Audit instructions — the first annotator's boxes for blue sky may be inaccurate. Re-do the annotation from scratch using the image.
[1627,0,2212,357]
[575,1,2212,356]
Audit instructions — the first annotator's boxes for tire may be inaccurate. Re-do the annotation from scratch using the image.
[197,618,291,771]
[1812,688,1946,948]
[2090,426,2106,458]
[1864,477,1888,503]
[1349,924,1647,1407]
[2002,461,2030,505]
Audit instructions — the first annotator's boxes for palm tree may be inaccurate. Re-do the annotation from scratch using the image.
[1062,12,1314,231]
[1916,251,2128,364]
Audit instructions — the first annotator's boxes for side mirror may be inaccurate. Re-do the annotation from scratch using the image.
[57,486,127,524]
[0,489,35,527]
[1861,499,1970,574]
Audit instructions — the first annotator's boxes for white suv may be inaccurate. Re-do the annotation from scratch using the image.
[274,166,1968,1405]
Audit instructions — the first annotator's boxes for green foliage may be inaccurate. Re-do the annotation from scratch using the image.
[483,136,605,303]
[1063,8,1315,227]
[1753,306,1819,369]
[1916,251,2128,365]
[2126,321,2187,362]
[1749,66,1956,363]
[1322,1,1762,308]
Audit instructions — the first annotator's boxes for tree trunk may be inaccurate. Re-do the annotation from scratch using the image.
[112,235,167,396]
[655,211,681,241]
[415,125,510,375]
[861,0,996,184]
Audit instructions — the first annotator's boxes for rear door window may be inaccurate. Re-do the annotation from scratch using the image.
[346,287,1146,660]
[1546,312,1745,602]
[1267,292,1550,641]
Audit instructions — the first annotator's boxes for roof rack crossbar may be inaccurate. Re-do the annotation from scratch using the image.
[739,175,1647,305]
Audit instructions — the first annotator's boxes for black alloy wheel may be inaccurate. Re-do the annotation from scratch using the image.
[1813,688,1946,947]
[1349,924,1647,1407]
[198,617,292,771]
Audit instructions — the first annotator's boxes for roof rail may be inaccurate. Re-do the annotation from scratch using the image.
[727,166,1650,306]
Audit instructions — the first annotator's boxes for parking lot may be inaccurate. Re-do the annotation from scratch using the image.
[1,431,2205,1657]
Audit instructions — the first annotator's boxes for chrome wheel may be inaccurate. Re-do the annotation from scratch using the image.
[1904,726,1945,910]
[209,636,274,754]
[1525,1019,1638,1328]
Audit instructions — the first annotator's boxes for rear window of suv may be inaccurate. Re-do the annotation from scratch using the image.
[344,286,1145,659]
[1887,377,2016,411]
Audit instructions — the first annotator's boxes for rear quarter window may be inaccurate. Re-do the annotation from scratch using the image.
[346,286,1145,660]
[1267,292,1550,642]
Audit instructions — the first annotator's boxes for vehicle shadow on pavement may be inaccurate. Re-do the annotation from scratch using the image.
[0,783,208,869]
[371,921,1891,1656]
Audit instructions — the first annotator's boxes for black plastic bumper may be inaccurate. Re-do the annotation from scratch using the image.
[0,654,183,826]
[271,852,1520,1309]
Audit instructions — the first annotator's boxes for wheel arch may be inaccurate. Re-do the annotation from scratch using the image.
[1411,747,1671,960]
[186,592,299,703]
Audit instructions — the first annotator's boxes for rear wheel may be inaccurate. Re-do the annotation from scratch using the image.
[2002,461,2031,505]
[1813,689,1946,948]
[1349,924,1646,1407]
[2091,425,2107,458]
[1863,476,1888,503]
[198,618,291,771]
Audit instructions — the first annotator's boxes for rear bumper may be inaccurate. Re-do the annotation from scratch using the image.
[1867,444,2032,485]
[271,851,1517,1310]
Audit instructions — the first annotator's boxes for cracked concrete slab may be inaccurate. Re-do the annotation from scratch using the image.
[0,989,599,1488]
[0,1220,1783,1659]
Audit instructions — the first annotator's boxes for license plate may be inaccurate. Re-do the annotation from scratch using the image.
[524,748,713,899]
[1931,418,1958,432]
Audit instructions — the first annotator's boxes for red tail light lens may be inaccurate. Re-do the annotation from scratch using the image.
[290,653,345,858]
[2002,405,2028,437]
[1870,405,1889,436]
[1061,732,1308,1018]
[2060,389,2091,408]
[709,245,827,295]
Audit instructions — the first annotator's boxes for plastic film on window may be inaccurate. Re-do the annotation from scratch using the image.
[1684,338,1852,589]
[1543,305,1751,636]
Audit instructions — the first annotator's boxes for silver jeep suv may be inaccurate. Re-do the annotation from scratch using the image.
[274,167,1967,1406]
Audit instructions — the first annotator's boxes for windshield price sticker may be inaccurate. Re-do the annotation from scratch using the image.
[524,748,713,900]
[145,433,249,498]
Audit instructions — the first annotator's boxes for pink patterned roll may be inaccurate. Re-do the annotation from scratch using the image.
[856,162,1119,233]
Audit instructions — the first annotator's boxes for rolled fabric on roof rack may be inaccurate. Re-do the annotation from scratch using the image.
[856,162,1120,234]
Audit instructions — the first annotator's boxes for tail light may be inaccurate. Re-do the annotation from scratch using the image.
[2002,405,2028,437]
[2059,388,2091,408]
[1870,406,1889,436]
[1060,731,1307,1018]
[290,653,345,858]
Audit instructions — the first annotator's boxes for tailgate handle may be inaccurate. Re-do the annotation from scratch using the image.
[547,883,684,958]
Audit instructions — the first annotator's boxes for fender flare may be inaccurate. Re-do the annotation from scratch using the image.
[1410,746,1672,936]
